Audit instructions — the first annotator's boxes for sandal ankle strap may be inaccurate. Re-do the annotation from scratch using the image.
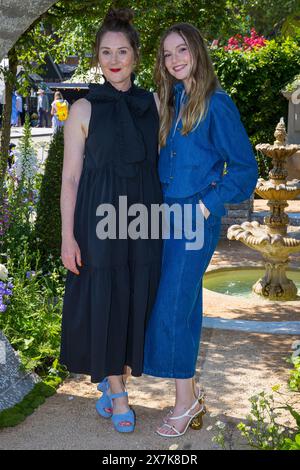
[110,391,128,400]
[168,399,202,421]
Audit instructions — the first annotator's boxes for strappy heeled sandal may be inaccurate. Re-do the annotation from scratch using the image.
[97,377,109,393]
[157,398,206,438]
[163,379,205,424]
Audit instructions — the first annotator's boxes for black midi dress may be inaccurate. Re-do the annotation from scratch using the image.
[59,79,162,383]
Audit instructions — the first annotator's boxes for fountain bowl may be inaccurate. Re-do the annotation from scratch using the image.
[203,266,300,300]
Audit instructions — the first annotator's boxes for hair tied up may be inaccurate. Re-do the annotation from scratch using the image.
[93,7,140,66]
[104,8,134,25]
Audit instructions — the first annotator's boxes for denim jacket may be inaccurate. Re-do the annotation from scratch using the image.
[159,83,258,217]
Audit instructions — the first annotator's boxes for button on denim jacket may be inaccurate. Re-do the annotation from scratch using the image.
[159,83,259,217]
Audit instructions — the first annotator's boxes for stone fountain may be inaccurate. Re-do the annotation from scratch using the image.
[228,118,300,301]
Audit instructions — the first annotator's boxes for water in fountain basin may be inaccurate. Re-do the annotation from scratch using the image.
[203,268,300,299]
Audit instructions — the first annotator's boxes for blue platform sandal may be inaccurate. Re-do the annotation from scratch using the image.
[110,392,135,433]
[96,379,113,418]
[97,378,109,393]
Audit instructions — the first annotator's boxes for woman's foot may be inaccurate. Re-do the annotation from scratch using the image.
[162,380,204,424]
[108,377,133,429]
[157,399,203,436]
[158,378,205,436]
[110,392,135,433]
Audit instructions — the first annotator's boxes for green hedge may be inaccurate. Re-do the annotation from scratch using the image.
[35,128,64,263]
[210,36,300,178]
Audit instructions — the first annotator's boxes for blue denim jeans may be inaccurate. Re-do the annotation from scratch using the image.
[143,189,221,378]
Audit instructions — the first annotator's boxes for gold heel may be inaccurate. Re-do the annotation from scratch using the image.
[190,405,206,430]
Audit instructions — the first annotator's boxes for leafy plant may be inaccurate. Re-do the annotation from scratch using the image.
[289,357,300,392]
[212,385,300,450]
[1,124,40,255]
[14,114,38,185]
[287,341,300,392]
[0,242,66,375]
[34,128,64,264]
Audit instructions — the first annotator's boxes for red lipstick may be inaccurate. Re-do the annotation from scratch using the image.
[110,68,121,72]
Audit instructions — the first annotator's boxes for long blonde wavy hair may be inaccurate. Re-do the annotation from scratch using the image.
[155,23,219,147]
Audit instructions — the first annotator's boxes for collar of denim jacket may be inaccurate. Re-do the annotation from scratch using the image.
[174,81,185,95]
[173,82,187,119]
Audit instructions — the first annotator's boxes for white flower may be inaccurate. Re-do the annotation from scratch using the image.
[15,146,38,180]
[29,211,37,224]
[216,421,226,429]
[0,264,8,281]
[206,425,213,431]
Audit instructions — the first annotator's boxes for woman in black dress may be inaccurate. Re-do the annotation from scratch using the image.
[59,9,162,433]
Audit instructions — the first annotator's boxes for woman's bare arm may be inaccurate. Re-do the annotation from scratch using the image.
[60,98,90,274]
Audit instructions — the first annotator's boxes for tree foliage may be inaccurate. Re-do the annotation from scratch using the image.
[40,0,300,89]
[211,35,300,178]
[222,0,300,38]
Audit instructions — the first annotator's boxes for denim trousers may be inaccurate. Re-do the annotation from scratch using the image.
[143,189,222,379]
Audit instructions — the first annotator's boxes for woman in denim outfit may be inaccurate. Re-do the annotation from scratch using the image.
[143,23,258,437]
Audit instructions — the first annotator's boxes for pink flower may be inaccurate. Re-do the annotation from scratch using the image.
[224,28,267,51]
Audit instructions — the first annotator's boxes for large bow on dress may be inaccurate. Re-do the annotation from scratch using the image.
[87,79,152,177]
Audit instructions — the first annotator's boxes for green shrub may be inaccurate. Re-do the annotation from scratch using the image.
[0,242,65,374]
[212,385,300,450]
[287,343,300,392]
[35,128,64,263]
[236,388,300,450]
